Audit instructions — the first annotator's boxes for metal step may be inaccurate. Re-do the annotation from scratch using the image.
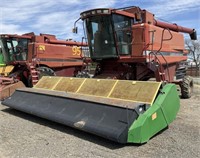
[32,75,38,78]
[32,80,39,83]
[31,70,38,74]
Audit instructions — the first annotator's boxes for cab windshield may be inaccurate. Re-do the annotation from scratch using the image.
[85,15,117,59]
[85,14,133,60]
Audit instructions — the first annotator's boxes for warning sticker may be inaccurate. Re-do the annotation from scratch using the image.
[152,113,157,120]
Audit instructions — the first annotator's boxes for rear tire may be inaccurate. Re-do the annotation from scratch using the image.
[37,66,55,79]
[180,76,193,99]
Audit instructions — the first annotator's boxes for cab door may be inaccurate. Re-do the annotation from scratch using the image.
[113,14,133,56]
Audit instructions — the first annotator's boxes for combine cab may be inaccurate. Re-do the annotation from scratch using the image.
[2,6,197,144]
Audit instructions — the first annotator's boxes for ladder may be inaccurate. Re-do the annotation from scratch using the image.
[148,51,168,81]
[28,62,39,86]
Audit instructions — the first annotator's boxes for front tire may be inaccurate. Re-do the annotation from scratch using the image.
[180,76,193,99]
[36,66,55,79]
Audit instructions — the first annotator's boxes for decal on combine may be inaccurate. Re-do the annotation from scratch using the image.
[72,46,81,56]
[38,45,45,51]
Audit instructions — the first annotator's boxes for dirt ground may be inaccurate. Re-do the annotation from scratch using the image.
[0,85,199,158]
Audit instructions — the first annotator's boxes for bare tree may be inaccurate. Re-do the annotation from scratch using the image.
[185,39,200,76]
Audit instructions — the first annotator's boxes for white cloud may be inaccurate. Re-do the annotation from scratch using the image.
[0,23,28,34]
[146,0,200,18]
[0,0,117,39]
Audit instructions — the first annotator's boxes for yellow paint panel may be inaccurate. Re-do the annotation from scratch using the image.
[34,76,161,105]
[109,80,161,104]
[4,66,14,73]
[0,67,4,73]
[39,45,45,51]
[34,76,61,89]
[54,77,85,93]
[0,66,14,75]
[78,79,117,97]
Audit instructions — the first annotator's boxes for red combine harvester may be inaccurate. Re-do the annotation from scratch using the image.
[75,6,197,98]
[0,33,87,100]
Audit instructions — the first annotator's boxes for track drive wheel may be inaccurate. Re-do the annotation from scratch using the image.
[180,76,193,99]
[37,66,56,79]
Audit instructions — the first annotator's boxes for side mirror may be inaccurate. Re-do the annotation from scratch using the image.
[72,27,78,34]
[190,30,197,40]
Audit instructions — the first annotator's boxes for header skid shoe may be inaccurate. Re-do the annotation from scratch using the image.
[2,76,180,144]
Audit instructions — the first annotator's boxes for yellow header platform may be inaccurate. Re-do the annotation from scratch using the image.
[35,76,161,105]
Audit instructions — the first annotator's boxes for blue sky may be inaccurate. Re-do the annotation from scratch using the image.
[0,0,200,41]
